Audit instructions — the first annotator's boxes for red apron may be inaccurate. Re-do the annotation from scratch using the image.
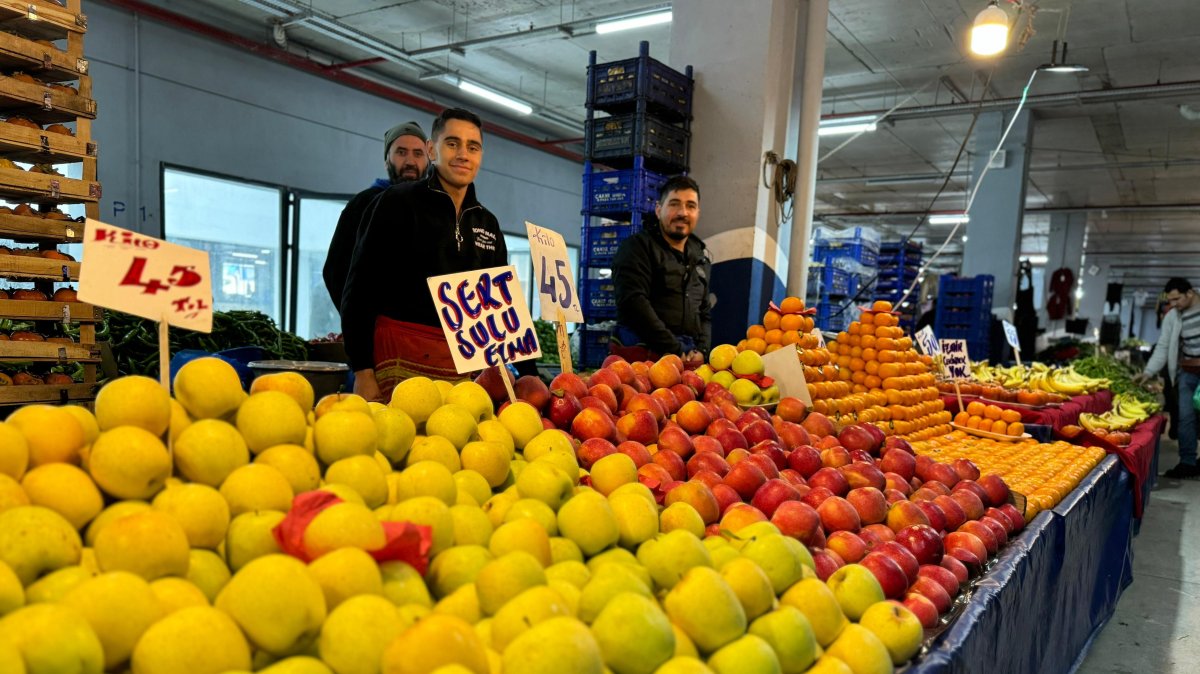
[373,316,461,398]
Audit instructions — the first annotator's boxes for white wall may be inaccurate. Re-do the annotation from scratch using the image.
[86,1,583,244]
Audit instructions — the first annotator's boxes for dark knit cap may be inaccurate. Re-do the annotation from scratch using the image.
[384,121,426,157]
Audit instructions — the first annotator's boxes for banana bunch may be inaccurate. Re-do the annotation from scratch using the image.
[1028,365,1109,396]
[972,361,1032,387]
[1078,393,1157,432]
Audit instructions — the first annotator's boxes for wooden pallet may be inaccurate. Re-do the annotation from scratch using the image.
[0,382,97,405]
[0,212,82,242]
[0,339,98,362]
[0,254,79,281]
[0,166,98,204]
[0,298,100,322]
[0,73,94,124]
[0,121,94,164]
[0,0,87,43]
[0,29,88,84]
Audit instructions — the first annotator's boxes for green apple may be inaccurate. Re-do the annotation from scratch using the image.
[672,623,699,658]
[591,592,676,674]
[426,545,493,598]
[705,634,781,674]
[761,385,780,404]
[655,657,716,673]
[610,492,660,549]
[779,579,848,647]
[695,364,716,383]
[0,604,104,673]
[748,607,818,674]
[558,490,620,557]
[516,461,575,510]
[475,551,547,616]
[502,616,604,674]
[712,371,737,389]
[389,496,454,555]
[492,585,572,650]
[433,582,482,624]
[636,530,714,591]
[663,567,747,654]
[488,518,552,567]
[858,601,923,665]
[731,351,765,376]
[825,565,885,622]
[709,345,739,371]
[739,534,812,594]
[450,504,494,547]
[807,655,854,674]
[609,482,657,509]
[504,498,559,536]
[380,560,434,608]
[589,454,639,496]
[577,563,652,624]
[482,490,521,528]
[522,429,576,463]
[824,624,892,674]
[546,560,591,589]
[550,537,584,564]
[719,557,775,621]
[660,502,706,538]
[728,379,762,406]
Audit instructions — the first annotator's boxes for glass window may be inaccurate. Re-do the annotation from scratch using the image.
[163,167,284,323]
[504,234,533,311]
[296,197,348,340]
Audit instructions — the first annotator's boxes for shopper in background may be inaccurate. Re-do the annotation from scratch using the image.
[610,175,711,366]
[322,121,429,313]
[1142,277,1200,478]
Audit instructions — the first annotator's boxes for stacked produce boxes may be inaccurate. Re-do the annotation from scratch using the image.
[874,238,923,331]
[578,41,693,367]
[935,274,994,361]
[808,226,879,332]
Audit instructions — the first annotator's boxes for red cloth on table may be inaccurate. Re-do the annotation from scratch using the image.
[273,491,433,572]
[940,390,1114,431]
[1056,414,1164,519]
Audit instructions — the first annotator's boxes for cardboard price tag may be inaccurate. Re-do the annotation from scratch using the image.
[427,265,541,374]
[525,221,583,323]
[762,346,812,406]
[78,219,213,333]
[915,326,941,356]
[1002,319,1022,365]
[939,339,971,380]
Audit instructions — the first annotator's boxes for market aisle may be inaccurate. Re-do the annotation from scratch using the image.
[1077,438,1200,674]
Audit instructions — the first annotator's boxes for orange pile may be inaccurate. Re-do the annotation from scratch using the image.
[953,401,1025,437]
[914,432,1106,517]
[737,296,822,355]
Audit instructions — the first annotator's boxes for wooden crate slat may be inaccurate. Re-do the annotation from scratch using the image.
[0,298,98,322]
[0,254,79,281]
[0,30,86,82]
[0,339,97,362]
[0,73,95,123]
[0,381,97,405]
[0,212,82,242]
[0,120,93,163]
[0,166,99,203]
[0,1,85,42]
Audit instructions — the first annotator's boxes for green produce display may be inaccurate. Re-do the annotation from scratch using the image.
[534,319,560,364]
[1072,353,1158,405]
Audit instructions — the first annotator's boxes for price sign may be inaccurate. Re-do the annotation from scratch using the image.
[762,345,812,406]
[915,326,941,356]
[427,265,541,374]
[525,221,583,323]
[939,339,971,380]
[1002,319,1022,365]
[78,219,213,332]
[811,329,826,350]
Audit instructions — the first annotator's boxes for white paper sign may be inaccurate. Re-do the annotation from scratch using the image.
[427,265,541,373]
[939,339,971,380]
[761,346,812,407]
[1002,320,1020,351]
[525,221,584,323]
[811,329,826,350]
[915,326,941,356]
[78,219,213,332]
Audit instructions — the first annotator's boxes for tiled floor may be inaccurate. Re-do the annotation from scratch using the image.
[1076,438,1200,674]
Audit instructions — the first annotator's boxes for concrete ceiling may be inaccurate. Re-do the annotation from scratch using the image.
[142,0,1200,290]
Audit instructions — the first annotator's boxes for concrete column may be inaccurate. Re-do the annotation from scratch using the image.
[961,109,1034,319]
[670,0,826,346]
[1077,259,1113,339]
[1041,212,1087,333]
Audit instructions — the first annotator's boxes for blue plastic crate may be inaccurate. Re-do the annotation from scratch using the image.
[582,277,617,319]
[579,326,613,368]
[815,302,853,332]
[813,241,879,268]
[584,168,669,215]
[590,50,693,122]
[586,113,690,173]
[584,223,636,265]
[808,265,858,297]
[879,239,922,254]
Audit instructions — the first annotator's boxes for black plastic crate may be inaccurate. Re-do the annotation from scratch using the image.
[590,51,693,122]
[585,113,690,173]
[584,168,669,215]
[584,222,637,266]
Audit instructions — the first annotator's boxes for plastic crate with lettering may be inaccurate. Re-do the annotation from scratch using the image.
[584,167,669,215]
[585,222,637,266]
[582,277,617,319]
[808,264,858,298]
[589,45,693,122]
[815,302,852,333]
[585,113,690,173]
[579,326,613,368]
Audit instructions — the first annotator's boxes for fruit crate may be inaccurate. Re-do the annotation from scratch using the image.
[581,277,617,319]
[584,221,637,267]
[808,264,858,298]
[583,166,668,215]
[0,0,88,43]
[588,41,693,122]
[813,240,878,268]
[585,112,690,173]
[814,302,853,333]
[578,325,612,369]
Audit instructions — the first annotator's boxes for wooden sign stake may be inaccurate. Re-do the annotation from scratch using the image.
[1013,347,1023,368]
[556,308,573,375]
[953,377,965,415]
[501,367,518,405]
[158,313,170,392]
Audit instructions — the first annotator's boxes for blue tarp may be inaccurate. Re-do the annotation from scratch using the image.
[911,456,1134,674]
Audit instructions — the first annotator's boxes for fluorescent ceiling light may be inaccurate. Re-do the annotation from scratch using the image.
[596,10,672,34]
[1039,63,1088,74]
[1024,254,1049,265]
[817,122,877,137]
[927,214,970,225]
[457,80,533,115]
[970,2,1009,56]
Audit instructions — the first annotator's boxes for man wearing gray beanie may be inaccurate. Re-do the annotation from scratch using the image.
[323,121,429,313]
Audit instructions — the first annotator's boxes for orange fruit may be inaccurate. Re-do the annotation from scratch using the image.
[747,325,765,340]
[873,300,893,312]
[781,330,801,345]
[764,329,783,344]
[983,406,1002,421]
[990,419,1008,434]
[801,316,815,333]
[765,343,782,353]
[966,416,981,429]
[780,297,805,313]
[966,401,985,416]
[763,311,781,331]
[864,375,882,389]
[780,314,802,332]
[1008,422,1024,436]
[747,337,767,353]
[860,312,875,325]
[860,335,876,349]
[1000,409,1021,424]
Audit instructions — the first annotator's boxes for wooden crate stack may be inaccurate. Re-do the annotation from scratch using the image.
[0,0,101,407]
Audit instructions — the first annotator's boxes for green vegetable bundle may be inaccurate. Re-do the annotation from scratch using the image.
[534,319,560,364]
[1072,353,1158,405]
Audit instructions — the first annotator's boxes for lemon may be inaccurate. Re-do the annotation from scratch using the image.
[461,441,511,488]
[381,614,489,674]
[451,504,495,547]
[324,456,388,509]
[236,391,308,454]
[88,425,172,500]
[152,483,230,549]
[215,554,327,656]
[6,405,85,467]
[94,375,172,436]
[174,419,250,487]
[149,577,209,614]
[374,407,416,465]
[60,571,163,669]
[498,402,543,450]
[85,500,152,546]
[130,605,252,674]
[93,510,190,581]
[394,460,457,505]
[406,435,461,472]
[250,371,316,414]
[173,357,248,420]
[315,411,379,465]
[219,464,294,516]
[426,404,478,449]
[306,547,383,609]
[320,595,409,674]
[259,656,337,674]
[0,603,104,674]
[186,549,232,601]
[0,422,29,480]
[388,496,455,555]
[0,560,23,616]
[168,399,192,445]
[256,444,322,494]
[389,377,443,425]
[20,463,103,529]
[454,469,493,506]
[304,502,386,559]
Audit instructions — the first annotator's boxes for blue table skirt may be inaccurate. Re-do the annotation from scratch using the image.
[910,456,1134,674]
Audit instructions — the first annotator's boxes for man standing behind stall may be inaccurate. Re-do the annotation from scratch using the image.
[322,121,429,312]
[610,175,711,365]
[341,108,508,401]
[1143,277,1200,478]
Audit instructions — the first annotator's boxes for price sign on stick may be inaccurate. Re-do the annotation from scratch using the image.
[939,338,971,412]
[1002,319,1022,366]
[427,265,541,402]
[762,346,812,407]
[915,326,941,357]
[526,221,581,373]
[78,219,213,390]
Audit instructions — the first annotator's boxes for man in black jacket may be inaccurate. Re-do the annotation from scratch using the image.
[322,121,428,313]
[611,175,712,364]
[341,108,509,401]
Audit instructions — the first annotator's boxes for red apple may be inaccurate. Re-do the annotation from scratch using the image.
[826,530,869,563]
[633,374,653,394]
[751,479,802,518]
[648,359,683,389]
[475,365,515,404]
[744,453,782,481]
[777,397,807,423]
[771,501,822,543]
[862,523,896,543]
[702,382,729,403]
[962,519,1001,553]
[680,369,706,394]
[861,552,909,599]
[724,461,768,501]
[815,435,844,451]
[786,445,823,478]
[918,564,961,597]
[998,503,1026,532]
[652,447,687,481]
[725,448,750,466]
[588,367,621,391]
[862,423,887,451]
[603,357,636,384]
[895,524,944,566]
[576,437,617,470]
[550,371,589,400]
[848,450,875,465]
[952,479,990,504]
[839,424,879,455]
[801,486,834,509]
[875,541,921,585]
[579,396,613,415]
[883,488,907,504]
[657,425,694,459]
[690,469,723,490]
[977,474,1012,507]
[817,496,861,533]
[616,410,658,445]
[801,412,835,439]
[625,392,665,423]
[910,487,940,503]
[921,480,952,497]
[910,576,953,614]
[688,451,730,478]
[749,440,788,471]
[940,553,970,585]
[712,428,750,454]
[650,388,681,416]
[711,483,742,516]
[952,458,981,482]
[670,384,697,406]
[675,400,712,434]
[933,495,968,531]
[886,500,931,533]
[820,446,852,469]
[841,462,886,491]
[779,469,807,489]
[984,508,1015,534]
[742,421,780,447]
[811,548,845,581]
[884,473,913,496]
[548,390,583,430]
[915,501,948,533]
[571,407,616,441]
[664,481,720,524]
[944,531,988,563]
[880,449,917,481]
[706,418,737,436]
[515,375,551,412]
[846,487,889,525]
[616,384,641,411]
[808,467,850,497]
[777,421,812,451]
[721,503,768,532]
[949,489,986,522]
[638,462,673,487]
[914,455,935,480]
[925,463,961,489]
[884,436,916,456]
[903,594,939,628]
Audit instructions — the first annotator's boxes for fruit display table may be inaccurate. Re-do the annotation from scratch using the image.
[912,455,1134,674]
[1067,414,1165,519]
[940,390,1114,432]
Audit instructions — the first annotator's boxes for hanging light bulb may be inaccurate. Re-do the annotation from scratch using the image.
[970,1,1010,56]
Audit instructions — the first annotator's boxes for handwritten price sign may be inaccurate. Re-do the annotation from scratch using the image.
[915,326,941,356]
[427,265,541,373]
[939,339,971,380]
[78,219,213,332]
[525,221,583,323]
